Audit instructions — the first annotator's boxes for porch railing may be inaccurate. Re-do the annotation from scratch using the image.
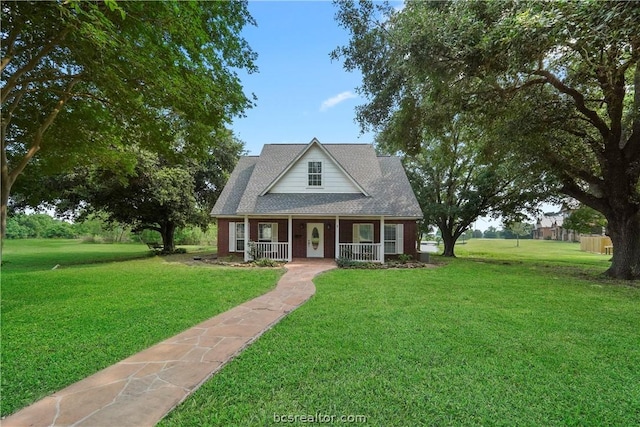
[247,242,289,261]
[338,243,382,263]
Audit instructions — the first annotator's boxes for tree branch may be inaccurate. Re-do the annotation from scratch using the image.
[623,58,640,162]
[532,69,611,140]
[0,16,23,73]
[0,26,72,104]
[7,78,80,185]
[560,179,610,217]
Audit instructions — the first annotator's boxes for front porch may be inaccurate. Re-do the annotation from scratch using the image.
[222,216,415,263]
[248,241,383,263]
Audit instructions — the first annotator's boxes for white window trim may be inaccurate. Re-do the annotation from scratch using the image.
[229,222,236,252]
[384,223,404,254]
[229,222,246,252]
[236,223,246,252]
[307,161,323,188]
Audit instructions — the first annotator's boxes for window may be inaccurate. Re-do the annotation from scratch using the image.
[354,223,373,243]
[258,223,278,242]
[308,161,322,186]
[229,222,245,252]
[384,224,397,254]
[384,224,404,254]
[236,223,245,251]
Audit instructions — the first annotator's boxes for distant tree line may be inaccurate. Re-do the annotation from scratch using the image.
[430,224,535,242]
[5,213,217,246]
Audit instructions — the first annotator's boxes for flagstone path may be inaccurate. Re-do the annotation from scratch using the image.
[3,258,336,427]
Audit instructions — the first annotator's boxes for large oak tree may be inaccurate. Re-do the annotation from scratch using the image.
[378,110,550,257]
[334,0,640,279]
[1,1,257,244]
[55,134,243,253]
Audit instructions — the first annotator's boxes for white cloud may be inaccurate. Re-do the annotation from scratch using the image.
[319,91,358,112]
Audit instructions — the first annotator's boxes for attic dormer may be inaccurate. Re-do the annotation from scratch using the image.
[262,138,366,195]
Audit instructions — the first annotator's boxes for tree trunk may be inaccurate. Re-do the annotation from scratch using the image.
[160,222,176,253]
[0,168,13,260]
[605,211,640,280]
[441,231,457,257]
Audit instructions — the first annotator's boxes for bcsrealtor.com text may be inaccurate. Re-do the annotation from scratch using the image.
[273,413,368,424]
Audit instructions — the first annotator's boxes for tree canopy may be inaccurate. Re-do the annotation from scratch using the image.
[1,1,257,244]
[563,204,608,236]
[384,111,549,257]
[334,0,640,278]
[52,133,243,253]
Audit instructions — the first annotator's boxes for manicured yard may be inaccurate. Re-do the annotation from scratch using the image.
[0,239,281,417]
[2,238,153,272]
[454,238,611,269]
[161,240,639,426]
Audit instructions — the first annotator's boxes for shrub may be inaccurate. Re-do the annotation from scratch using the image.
[254,258,279,267]
[164,247,187,255]
[42,222,77,239]
[397,254,413,264]
[5,221,31,239]
[337,257,359,268]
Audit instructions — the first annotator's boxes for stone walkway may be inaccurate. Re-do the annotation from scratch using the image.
[3,259,336,427]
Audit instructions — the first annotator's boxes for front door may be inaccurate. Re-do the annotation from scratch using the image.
[306,223,324,257]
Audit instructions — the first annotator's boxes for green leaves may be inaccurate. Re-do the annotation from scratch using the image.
[2,0,257,240]
[334,0,640,277]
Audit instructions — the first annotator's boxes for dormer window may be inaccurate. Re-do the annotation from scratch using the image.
[308,161,322,186]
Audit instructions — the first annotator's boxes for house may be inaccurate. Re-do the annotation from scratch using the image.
[533,212,578,241]
[211,138,423,262]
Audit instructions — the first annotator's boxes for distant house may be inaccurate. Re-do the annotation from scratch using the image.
[533,211,577,241]
[211,138,423,262]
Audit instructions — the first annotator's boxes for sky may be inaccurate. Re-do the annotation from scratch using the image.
[231,1,375,156]
[229,1,551,230]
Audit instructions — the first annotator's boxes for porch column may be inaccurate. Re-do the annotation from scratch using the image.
[380,216,385,263]
[287,215,293,262]
[335,215,339,260]
[244,215,249,262]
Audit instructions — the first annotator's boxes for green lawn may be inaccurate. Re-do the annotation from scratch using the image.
[2,238,153,272]
[161,240,640,426]
[1,239,281,417]
[453,238,611,268]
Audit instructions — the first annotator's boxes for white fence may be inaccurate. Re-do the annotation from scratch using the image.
[247,242,289,261]
[338,243,382,263]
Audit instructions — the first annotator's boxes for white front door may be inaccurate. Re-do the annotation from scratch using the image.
[306,223,324,257]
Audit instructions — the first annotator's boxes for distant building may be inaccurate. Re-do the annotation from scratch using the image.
[533,210,578,242]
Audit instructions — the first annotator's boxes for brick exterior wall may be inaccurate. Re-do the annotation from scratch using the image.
[216,218,418,260]
[217,219,231,258]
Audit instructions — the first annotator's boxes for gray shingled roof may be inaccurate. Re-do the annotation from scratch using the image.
[211,141,423,218]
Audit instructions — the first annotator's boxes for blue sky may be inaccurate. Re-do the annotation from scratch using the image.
[232,1,375,156]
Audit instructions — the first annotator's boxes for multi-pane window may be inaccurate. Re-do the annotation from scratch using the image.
[258,223,276,242]
[308,161,322,186]
[384,224,404,254]
[236,223,245,251]
[355,223,373,243]
[384,224,397,254]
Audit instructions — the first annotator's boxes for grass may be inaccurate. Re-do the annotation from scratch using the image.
[160,240,640,426]
[453,238,611,268]
[1,239,281,417]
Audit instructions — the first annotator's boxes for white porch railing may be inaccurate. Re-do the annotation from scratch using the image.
[338,243,382,263]
[247,242,289,261]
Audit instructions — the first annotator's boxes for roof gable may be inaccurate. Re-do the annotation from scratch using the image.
[261,138,367,196]
[211,138,423,218]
